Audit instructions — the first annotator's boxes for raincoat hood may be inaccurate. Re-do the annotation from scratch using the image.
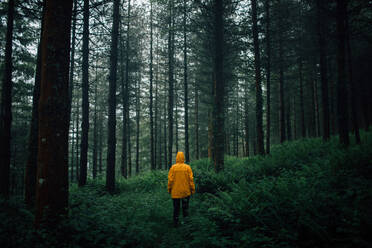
[176,151,185,164]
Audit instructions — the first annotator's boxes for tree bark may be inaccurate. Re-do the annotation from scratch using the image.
[316,0,330,141]
[244,82,250,157]
[265,0,271,154]
[0,0,15,200]
[150,0,155,170]
[213,0,225,172]
[183,0,190,163]
[35,0,73,227]
[106,0,120,193]
[167,0,174,169]
[336,0,349,146]
[345,7,360,144]
[25,2,43,207]
[79,0,90,187]
[75,100,79,182]
[92,65,98,179]
[194,78,199,160]
[251,0,264,155]
[68,0,77,120]
[136,74,140,175]
[278,0,286,143]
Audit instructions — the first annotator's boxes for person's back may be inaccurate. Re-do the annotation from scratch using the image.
[168,152,195,226]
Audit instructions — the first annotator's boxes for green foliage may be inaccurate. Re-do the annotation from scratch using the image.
[1,132,372,247]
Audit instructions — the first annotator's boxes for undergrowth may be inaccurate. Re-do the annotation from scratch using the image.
[1,131,371,247]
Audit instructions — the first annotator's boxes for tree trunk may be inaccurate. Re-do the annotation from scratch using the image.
[299,58,306,138]
[150,0,155,170]
[286,95,292,141]
[98,109,103,175]
[251,0,264,155]
[265,0,271,154]
[244,83,250,157]
[79,0,90,187]
[120,38,127,178]
[106,0,120,193]
[316,0,330,141]
[127,107,132,177]
[0,0,15,200]
[183,0,190,163]
[25,2,43,206]
[336,0,349,146]
[136,74,140,175]
[68,0,77,120]
[75,100,80,182]
[92,67,98,179]
[35,0,73,227]
[278,0,286,143]
[194,78,199,160]
[167,0,175,169]
[314,79,321,137]
[213,0,225,172]
[345,8,360,144]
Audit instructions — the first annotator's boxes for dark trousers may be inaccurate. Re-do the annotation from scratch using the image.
[172,197,190,226]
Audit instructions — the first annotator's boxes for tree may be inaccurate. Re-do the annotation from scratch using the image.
[79,0,90,187]
[0,0,15,199]
[336,0,349,146]
[150,0,155,170]
[265,0,271,153]
[167,0,175,169]
[213,0,224,172]
[106,0,121,193]
[251,0,264,155]
[35,0,73,226]
[183,0,190,163]
[25,2,45,208]
[316,0,330,141]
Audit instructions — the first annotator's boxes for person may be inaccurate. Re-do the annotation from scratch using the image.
[167,151,195,227]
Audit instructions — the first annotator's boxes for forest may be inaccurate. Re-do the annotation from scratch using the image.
[0,0,372,247]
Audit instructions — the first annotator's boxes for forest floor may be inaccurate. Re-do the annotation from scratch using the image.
[1,131,372,248]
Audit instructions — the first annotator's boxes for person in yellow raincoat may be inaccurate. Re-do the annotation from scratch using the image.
[168,151,195,227]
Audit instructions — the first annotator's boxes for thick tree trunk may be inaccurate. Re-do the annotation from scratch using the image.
[265,0,271,154]
[213,0,225,172]
[120,38,128,178]
[0,0,15,200]
[316,0,330,141]
[35,0,73,227]
[278,1,286,143]
[336,0,349,146]
[25,42,41,208]
[345,9,360,144]
[150,0,155,170]
[106,0,120,193]
[251,0,264,155]
[167,0,174,169]
[183,0,190,163]
[79,0,90,187]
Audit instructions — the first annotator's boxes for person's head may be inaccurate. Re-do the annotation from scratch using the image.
[176,151,185,164]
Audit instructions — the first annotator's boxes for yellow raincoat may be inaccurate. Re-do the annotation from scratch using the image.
[168,152,195,199]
